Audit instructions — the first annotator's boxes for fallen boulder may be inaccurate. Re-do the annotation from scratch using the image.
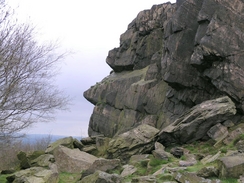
[207,123,228,142]
[131,175,156,183]
[81,158,121,179]
[45,136,83,154]
[152,142,172,160]
[53,145,98,173]
[121,165,137,177]
[158,96,236,146]
[79,170,122,183]
[173,172,221,183]
[218,154,244,178]
[107,124,159,163]
[31,154,55,167]
[6,167,59,183]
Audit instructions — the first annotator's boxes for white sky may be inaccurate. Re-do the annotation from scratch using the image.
[6,0,176,137]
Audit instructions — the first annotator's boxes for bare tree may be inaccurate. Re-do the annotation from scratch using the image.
[0,1,69,142]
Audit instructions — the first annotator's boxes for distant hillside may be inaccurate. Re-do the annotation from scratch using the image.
[21,134,83,144]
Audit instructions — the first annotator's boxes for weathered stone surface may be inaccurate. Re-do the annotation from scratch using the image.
[84,0,244,144]
[81,145,97,155]
[45,137,81,154]
[152,142,172,160]
[152,149,170,160]
[84,67,170,138]
[179,160,196,167]
[131,175,156,183]
[163,0,244,113]
[31,154,55,167]
[107,124,159,162]
[159,96,236,146]
[170,147,184,158]
[53,145,98,173]
[79,170,122,183]
[95,136,111,156]
[129,154,150,165]
[81,158,121,179]
[197,166,219,178]
[236,140,244,153]
[17,151,30,169]
[223,127,244,145]
[90,158,121,172]
[173,172,221,183]
[81,136,96,145]
[218,154,244,178]
[207,123,228,142]
[121,165,137,177]
[84,3,176,138]
[6,167,59,183]
[201,151,221,165]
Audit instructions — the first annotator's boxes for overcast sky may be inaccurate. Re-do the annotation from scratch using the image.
[6,0,176,137]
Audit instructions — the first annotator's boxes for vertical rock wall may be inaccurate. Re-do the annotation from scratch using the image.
[84,0,244,138]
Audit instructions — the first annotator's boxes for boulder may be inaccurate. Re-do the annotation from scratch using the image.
[201,151,221,165]
[89,158,121,172]
[82,145,97,155]
[197,166,219,178]
[218,155,244,178]
[121,165,137,177]
[17,151,31,169]
[152,142,172,160]
[223,127,244,145]
[45,136,83,154]
[170,147,184,158]
[173,172,221,183]
[159,96,236,146]
[131,175,156,183]
[6,167,59,183]
[152,149,170,160]
[27,151,45,161]
[107,124,159,163]
[95,136,111,156]
[81,136,96,145]
[31,154,55,167]
[129,154,150,166]
[207,123,228,142]
[236,140,244,153]
[79,170,122,183]
[81,158,121,179]
[53,145,98,173]
[179,160,196,167]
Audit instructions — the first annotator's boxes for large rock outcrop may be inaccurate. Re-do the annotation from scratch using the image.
[84,3,176,138]
[84,0,244,142]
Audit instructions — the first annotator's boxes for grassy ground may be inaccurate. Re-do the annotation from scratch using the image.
[1,131,243,182]
[0,174,9,183]
[58,172,81,183]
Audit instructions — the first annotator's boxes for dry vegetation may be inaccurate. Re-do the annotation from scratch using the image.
[0,135,52,171]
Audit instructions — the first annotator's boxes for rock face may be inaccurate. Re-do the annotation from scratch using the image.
[84,3,176,138]
[84,0,244,140]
